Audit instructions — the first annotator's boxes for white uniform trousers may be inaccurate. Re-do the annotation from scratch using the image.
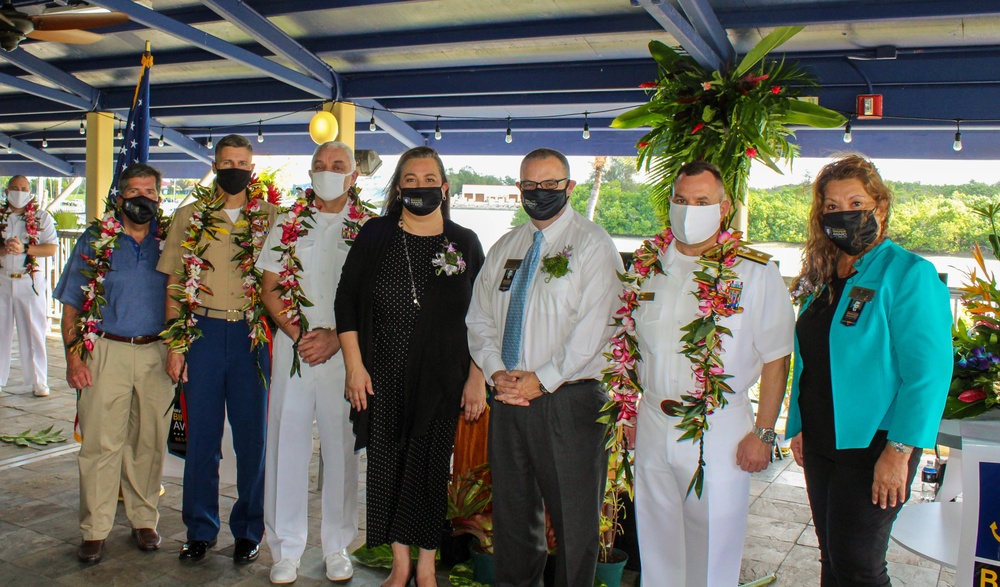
[635,398,753,587]
[264,333,359,561]
[0,271,48,388]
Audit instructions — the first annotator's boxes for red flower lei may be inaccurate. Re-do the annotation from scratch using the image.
[601,227,744,498]
[0,200,42,289]
[341,186,376,245]
[231,177,274,349]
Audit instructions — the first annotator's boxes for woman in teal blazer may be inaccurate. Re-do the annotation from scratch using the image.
[787,155,952,587]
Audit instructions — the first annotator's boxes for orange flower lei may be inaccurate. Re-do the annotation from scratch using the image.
[601,227,744,498]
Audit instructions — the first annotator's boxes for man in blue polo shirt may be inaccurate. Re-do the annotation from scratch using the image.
[55,163,173,564]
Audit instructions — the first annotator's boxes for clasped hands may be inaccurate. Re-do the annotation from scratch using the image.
[4,236,24,255]
[491,370,544,406]
[294,327,340,367]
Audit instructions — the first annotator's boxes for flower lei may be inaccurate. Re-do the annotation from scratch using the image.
[0,200,42,292]
[231,177,273,349]
[432,239,467,276]
[273,188,376,376]
[71,206,169,359]
[600,227,743,498]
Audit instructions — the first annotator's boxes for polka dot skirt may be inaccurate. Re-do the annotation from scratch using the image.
[368,227,458,550]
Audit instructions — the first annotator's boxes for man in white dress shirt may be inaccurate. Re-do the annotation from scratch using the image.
[631,161,794,587]
[0,175,57,396]
[257,142,360,585]
[467,148,622,587]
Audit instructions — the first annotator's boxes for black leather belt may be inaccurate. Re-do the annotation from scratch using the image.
[99,331,161,345]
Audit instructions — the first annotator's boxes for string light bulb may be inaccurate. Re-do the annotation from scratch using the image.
[369,113,377,132]
[505,117,513,144]
[583,111,591,140]
[434,116,442,141]
[79,119,86,135]
[206,130,213,149]
[116,120,123,140]
[41,133,48,148]
[6,140,11,154]
[953,119,963,152]
[158,127,165,147]
[257,120,264,143]
[843,120,852,143]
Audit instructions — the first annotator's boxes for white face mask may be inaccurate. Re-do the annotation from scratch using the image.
[6,190,32,209]
[311,171,351,201]
[669,202,722,245]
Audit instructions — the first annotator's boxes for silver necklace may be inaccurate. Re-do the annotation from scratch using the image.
[400,225,420,308]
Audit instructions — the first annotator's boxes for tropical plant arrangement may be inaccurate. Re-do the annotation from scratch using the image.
[948,202,1000,419]
[611,25,846,218]
[448,463,495,555]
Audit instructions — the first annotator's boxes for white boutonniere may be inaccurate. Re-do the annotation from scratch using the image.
[432,239,467,276]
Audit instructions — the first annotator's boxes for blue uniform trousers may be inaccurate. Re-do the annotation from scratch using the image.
[181,315,270,542]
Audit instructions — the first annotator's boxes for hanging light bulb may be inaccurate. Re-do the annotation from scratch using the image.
[6,140,11,154]
[206,129,213,149]
[41,133,48,148]
[369,113,377,132]
[116,120,123,140]
[505,117,513,144]
[79,119,86,135]
[842,120,852,143]
[257,120,264,143]
[953,119,963,152]
[434,116,442,141]
[582,111,591,140]
[158,127,165,147]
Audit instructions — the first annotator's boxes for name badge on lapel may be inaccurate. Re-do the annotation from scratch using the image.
[638,292,655,301]
[499,259,522,292]
[841,286,875,326]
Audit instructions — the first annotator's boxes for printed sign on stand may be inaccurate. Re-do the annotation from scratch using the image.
[956,421,1000,587]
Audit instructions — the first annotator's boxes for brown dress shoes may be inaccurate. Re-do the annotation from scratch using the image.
[132,527,161,551]
[77,539,105,564]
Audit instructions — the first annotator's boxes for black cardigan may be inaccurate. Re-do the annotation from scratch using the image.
[334,214,484,449]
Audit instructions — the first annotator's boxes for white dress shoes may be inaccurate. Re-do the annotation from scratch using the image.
[325,549,354,581]
[269,558,300,584]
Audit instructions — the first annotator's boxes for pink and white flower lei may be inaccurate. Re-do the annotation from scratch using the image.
[341,186,376,245]
[600,227,744,498]
[274,195,318,376]
[0,199,42,284]
[69,212,124,359]
[232,178,273,349]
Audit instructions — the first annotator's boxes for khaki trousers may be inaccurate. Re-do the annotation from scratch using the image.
[77,336,174,540]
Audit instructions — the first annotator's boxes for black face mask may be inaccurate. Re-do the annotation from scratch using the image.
[215,168,253,195]
[120,196,158,225]
[521,188,567,221]
[400,187,443,216]
[823,210,880,256]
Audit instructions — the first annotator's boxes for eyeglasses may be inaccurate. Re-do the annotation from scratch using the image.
[520,178,568,191]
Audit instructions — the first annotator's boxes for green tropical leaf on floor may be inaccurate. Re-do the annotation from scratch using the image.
[0,425,67,446]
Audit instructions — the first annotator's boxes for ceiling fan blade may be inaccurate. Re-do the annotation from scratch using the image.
[30,12,129,31]
[27,29,103,44]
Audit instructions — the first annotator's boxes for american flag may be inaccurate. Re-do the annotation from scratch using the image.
[106,49,152,210]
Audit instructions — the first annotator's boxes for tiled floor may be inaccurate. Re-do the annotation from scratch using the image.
[0,334,955,586]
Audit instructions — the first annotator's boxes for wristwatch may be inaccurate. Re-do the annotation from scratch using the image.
[752,426,776,444]
[888,440,913,454]
[538,381,552,394]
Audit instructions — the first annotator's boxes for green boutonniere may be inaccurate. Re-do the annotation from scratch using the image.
[540,245,573,283]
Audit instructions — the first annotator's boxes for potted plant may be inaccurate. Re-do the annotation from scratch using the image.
[448,463,495,584]
[596,430,631,587]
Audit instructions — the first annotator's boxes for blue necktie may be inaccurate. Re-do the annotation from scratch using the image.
[501,230,545,370]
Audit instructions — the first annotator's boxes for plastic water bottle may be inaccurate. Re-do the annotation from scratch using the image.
[920,466,939,502]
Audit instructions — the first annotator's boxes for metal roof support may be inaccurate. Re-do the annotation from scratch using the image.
[156,124,213,164]
[0,73,94,110]
[717,0,1000,28]
[0,50,99,106]
[353,98,425,149]
[199,0,338,93]
[678,0,735,65]
[86,0,330,98]
[634,0,723,71]
[0,131,76,176]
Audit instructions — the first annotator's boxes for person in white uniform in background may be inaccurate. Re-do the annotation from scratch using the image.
[631,161,794,587]
[0,175,57,396]
[257,142,361,584]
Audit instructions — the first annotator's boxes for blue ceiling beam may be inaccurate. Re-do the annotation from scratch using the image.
[0,130,76,175]
[0,49,99,106]
[156,123,212,164]
[0,72,94,110]
[353,98,424,149]
[678,0,735,65]
[717,0,1000,28]
[199,0,337,93]
[634,0,723,71]
[85,0,330,98]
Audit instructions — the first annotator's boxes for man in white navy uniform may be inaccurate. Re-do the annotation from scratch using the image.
[467,148,622,587]
[631,161,794,587]
[257,141,360,585]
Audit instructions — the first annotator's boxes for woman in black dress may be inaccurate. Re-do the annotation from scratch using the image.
[336,147,487,587]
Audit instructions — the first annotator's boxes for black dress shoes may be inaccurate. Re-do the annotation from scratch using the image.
[77,539,105,564]
[178,539,217,561]
[232,538,259,564]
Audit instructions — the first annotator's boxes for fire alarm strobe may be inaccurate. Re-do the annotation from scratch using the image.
[856,94,883,119]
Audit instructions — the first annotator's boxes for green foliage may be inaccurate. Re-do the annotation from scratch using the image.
[747,184,811,243]
[0,426,67,447]
[52,210,79,229]
[448,166,517,197]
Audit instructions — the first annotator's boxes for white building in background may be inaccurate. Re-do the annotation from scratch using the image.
[455,184,520,208]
